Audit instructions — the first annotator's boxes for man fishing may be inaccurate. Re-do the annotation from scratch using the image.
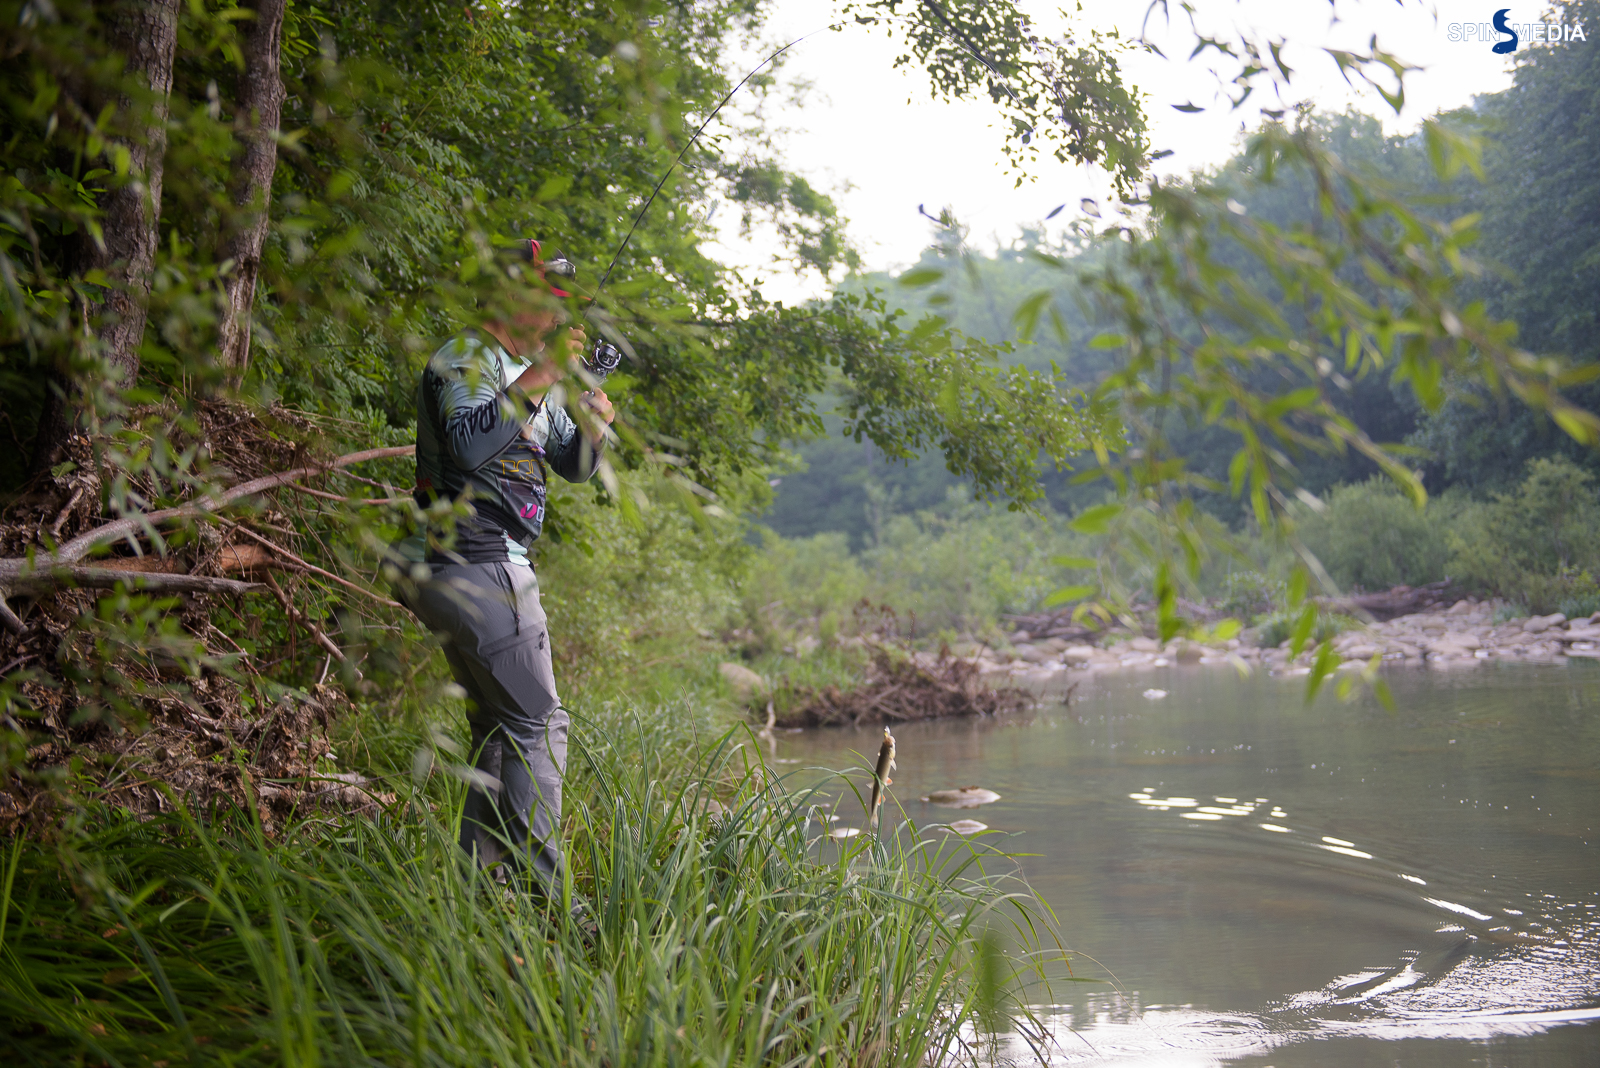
[400,239,614,904]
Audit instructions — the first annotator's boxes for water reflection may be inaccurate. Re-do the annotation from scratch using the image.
[773,663,1600,1065]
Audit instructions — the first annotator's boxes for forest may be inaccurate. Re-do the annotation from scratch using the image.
[1,0,1597,1064]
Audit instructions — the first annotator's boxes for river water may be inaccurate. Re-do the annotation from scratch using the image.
[770,663,1600,1066]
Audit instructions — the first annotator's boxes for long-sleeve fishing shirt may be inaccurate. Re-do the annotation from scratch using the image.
[413,332,601,566]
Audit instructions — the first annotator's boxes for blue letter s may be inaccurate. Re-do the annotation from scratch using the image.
[1492,9,1519,53]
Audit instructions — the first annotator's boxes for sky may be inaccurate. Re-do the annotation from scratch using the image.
[700,0,1539,302]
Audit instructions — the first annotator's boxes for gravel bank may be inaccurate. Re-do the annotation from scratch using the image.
[933,599,1600,685]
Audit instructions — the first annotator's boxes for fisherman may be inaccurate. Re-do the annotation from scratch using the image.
[399,239,614,901]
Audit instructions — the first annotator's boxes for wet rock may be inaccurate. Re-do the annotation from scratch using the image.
[1143,688,1169,699]
[945,819,988,835]
[1128,637,1161,653]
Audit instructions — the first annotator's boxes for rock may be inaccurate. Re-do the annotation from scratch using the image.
[1128,637,1160,653]
[718,662,768,699]
[1014,643,1050,664]
[1142,688,1169,699]
[945,819,989,835]
[1523,617,1551,634]
[922,786,1002,808]
[1436,632,1482,650]
[1447,599,1473,614]
[1063,644,1097,662]
[1174,642,1205,664]
[1344,643,1380,658]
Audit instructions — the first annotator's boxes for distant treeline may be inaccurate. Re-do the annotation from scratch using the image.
[766,32,1600,544]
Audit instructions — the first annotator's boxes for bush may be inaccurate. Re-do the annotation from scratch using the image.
[1446,457,1600,612]
[1296,478,1451,591]
[1253,609,1355,648]
[745,489,1091,645]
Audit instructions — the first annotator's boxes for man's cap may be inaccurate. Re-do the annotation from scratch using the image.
[511,238,578,298]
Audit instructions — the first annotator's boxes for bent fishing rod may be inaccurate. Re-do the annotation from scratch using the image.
[549,11,1045,385]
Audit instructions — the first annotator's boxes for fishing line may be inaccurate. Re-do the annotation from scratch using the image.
[591,11,1041,302]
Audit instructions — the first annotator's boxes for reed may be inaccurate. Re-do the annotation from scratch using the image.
[1,704,1054,1067]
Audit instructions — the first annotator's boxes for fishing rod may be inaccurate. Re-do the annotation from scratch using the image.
[555,11,1045,383]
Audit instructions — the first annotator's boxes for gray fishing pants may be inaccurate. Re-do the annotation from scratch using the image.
[406,561,567,888]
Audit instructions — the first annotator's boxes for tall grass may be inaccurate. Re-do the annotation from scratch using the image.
[1,707,1055,1067]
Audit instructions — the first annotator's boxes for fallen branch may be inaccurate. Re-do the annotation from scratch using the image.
[0,444,415,575]
[286,482,406,506]
[8,568,262,597]
[222,521,401,609]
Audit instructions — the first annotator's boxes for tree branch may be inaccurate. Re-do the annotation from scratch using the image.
[0,444,415,574]
[221,522,402,609]
[7,568,262,597]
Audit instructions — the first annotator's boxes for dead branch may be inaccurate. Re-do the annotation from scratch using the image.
[286,482,405,506]
[8,568,261,597]
[1,444,415,573]
[221,521,402,609]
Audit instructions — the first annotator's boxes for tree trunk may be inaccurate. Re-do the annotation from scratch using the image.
[218,0,287,386]
[31,0,183,472]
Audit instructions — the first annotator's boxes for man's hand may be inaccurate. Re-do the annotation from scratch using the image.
[581,389,615,426]
[560,326,587,367]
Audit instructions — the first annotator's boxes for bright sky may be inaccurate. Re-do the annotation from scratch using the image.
[702,0,1533,302]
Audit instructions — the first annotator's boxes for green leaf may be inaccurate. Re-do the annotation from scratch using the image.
[897,267,943,287]
[50,461,77,479]
[536,175,573,201]
[1304,640,1340,703]
[1042,584,1097,607]
[1211,618,1242,641]
[1067,503,1122,534]
[1088,333,1128,350]
[1011,291,1052,340]
[1288,602,1317,657]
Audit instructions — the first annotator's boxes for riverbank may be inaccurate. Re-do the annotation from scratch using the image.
[932,598,1600,684]
[0,694,1043,1067]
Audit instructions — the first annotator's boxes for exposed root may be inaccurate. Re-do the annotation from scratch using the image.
[772,640,1033,729]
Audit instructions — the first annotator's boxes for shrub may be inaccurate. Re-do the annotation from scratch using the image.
[1446,457,1600,612]
[1253,609,1356,648]
[1296,478,1451,591]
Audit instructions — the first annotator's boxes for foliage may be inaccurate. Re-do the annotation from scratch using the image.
[0,701,1055,1067]
[0,0,1152,799]
[745,491,1090,646]
[1296,478,1453,592]
[1446,456,1600,611]
[1410,0,1600,491]
[1251,609,1354,650]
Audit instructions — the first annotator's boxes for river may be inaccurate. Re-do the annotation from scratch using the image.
[769,662,1600,1066]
